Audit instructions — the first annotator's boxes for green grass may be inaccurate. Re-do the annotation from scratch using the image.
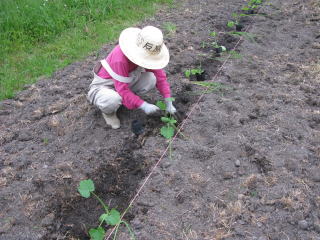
[0,0,172,100]
[162,22,177,36]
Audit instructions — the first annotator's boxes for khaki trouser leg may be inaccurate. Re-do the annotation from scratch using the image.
[129,72,156,95]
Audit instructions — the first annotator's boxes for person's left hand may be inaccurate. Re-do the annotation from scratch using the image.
[165,98,177,114]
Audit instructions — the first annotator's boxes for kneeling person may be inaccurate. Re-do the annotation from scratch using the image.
[87,26,176,129]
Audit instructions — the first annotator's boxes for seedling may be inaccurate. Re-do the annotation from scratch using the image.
[242,0,263,14]
[209,31,217,37]
[156,98,186,159]
[43,138,49,145]
[185,66,207,81]
[78,179,135,240]
[209,31,227,52]
[156,98,177,140]
[227,13,244,31]
[227,21,237,28]
[249,0,262,7]
[185,67,204,78]
[201,31,227,57]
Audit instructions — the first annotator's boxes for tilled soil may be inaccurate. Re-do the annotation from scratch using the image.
[1,0,320,240]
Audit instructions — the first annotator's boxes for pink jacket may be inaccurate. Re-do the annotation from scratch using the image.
[97,45,171,109]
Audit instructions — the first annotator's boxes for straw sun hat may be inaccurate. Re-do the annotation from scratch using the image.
[119,26,170,70]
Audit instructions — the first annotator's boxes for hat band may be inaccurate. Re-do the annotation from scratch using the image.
[136,33,163,55]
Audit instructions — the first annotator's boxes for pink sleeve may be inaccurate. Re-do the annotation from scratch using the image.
[147,69,171,98]
[111,62,144,109]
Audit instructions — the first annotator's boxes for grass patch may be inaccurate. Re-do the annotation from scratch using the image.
[0,0,172,100]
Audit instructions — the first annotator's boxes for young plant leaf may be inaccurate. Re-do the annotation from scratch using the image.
[169,118,177,124]
[185,69,191,78]
[161,117,171,123]
[227,21,235,28]
[156,101,166,111]
[89,227,105,240]
[210,31,217,37]
[99,213,108,223]
[78,179,95,198]
[191,69,197,75]
[106,209,121,226]
[160,125,174,139]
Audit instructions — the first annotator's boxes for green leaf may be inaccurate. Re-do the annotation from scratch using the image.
[242,7,250,11]
[169,118,177,124]
[106,209,121,226]
[185,69,191,78]
[191,69,197,75]
[156,101,166,111]
[210,31,216,37]
[221,46,227,52]
[227,21,235,28]
[161,117,171,123]
[78,179,95,198]
[160,125,174,139]
[89,227,105,240]
[99,213,108,223]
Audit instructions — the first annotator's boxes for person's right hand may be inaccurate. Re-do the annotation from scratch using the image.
[139,102,160,115]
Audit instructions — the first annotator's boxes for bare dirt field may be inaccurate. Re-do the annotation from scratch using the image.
[1,0,320,239]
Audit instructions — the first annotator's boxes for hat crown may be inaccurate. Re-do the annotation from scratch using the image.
[136,26,163,55]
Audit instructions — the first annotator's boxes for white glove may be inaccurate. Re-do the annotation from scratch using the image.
[139,102,160,115]
[165,98,177,114]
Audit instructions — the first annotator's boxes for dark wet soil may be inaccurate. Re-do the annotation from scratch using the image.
[1,0,320,239]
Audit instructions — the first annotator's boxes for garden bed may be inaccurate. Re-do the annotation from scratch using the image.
[0,0,320,239]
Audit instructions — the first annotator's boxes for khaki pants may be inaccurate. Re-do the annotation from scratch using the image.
[87,70,156,114]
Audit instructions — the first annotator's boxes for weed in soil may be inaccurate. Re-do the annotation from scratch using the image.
[163,22,177,36]
[78,179,135,240]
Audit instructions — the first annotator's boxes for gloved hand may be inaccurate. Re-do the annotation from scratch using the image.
[139,102,160,115]
[165,98,177,114]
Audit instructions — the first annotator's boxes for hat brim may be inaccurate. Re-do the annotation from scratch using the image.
[119,27,170,70]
